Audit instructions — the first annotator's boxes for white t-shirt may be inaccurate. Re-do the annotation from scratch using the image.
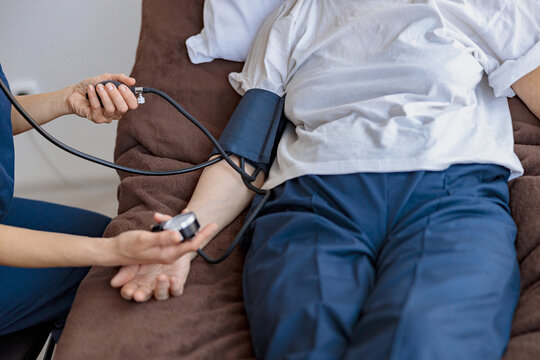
[229,0,539,190]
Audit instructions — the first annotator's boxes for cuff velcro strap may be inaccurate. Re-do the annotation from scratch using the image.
[211,88,286,173]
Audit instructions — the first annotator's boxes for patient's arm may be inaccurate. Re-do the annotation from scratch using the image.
[185,155,265,249]
[110,155,264,302]
[511,65,540,120]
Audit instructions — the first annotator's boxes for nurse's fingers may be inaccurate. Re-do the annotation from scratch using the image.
[104,82,129,115]
[153,212,172,225]
[86,85,102,116]
[114,73,136,87]
[119,84,138,110]
[95,83,116,118]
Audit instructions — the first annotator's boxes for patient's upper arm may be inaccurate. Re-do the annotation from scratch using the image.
[511,66,540,120]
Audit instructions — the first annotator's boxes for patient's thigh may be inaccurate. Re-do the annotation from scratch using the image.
[345,165,520,360]
[243,174,386,359]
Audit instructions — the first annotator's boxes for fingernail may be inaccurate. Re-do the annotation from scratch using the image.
[88,84,94,91]
[155,212,163,217]
[106,83,114,90]
[97,84,104,91]
[120,85,126,92]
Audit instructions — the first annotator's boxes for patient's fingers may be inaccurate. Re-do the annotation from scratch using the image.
[111,265,139,288]
[169,276,185,297]
[154,274,170,301]
[120,281,139,301]
[133,285,154,302]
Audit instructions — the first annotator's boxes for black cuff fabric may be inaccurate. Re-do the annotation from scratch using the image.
[211,88,287,174]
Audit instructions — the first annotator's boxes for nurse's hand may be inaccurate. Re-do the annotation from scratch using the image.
[67,73,139,124]
[110,213,219,302]
[105,227,202,266]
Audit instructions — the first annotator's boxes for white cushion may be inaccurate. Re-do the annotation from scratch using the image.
[186,0,284,64]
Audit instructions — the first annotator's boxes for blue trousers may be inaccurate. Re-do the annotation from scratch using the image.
[0,198,110,336]
[243,164,520,360]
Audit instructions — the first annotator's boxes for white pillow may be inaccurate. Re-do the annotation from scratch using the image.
[186,0,284,64]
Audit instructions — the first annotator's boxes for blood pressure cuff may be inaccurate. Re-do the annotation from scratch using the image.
[211,88,287,174]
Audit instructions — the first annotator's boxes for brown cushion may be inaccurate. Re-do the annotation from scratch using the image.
[503,97,540,360]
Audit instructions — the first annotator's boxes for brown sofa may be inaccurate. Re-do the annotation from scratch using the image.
[54,1,540,359]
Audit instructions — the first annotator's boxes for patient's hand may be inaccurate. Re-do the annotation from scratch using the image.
[110,255,192,302]
[110,212,217,302]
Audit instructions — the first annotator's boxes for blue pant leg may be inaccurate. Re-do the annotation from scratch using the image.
[345,165,520,360]
[244,175,384,359]
[0,198,110,335]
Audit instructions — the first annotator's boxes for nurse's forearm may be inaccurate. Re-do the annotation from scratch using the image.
[512,66,540,120]
[0,224,104,267]
[11,88,71,135]
[185,155,265,258]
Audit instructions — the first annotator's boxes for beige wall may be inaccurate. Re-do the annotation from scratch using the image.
[0,0,143,216]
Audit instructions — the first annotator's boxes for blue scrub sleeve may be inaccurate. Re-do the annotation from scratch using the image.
[0,64,15,221]
[211,88,287,174]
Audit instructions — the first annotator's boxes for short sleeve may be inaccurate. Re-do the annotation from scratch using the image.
[488,40,540,98]
[442,0,540,98]
[228,0,299,97]
[485,1,540,97]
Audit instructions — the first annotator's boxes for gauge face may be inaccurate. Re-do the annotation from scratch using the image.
[158,212,200,240]
[163,212,197,232]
